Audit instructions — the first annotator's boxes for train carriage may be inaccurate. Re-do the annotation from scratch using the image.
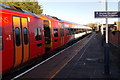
[0,4,45,73]
[46,16,61,51]
[40,15,62,52]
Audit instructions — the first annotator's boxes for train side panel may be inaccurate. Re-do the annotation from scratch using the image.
[1,10,14,73]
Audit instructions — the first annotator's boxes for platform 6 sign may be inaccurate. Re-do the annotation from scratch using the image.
[95,11,120,18]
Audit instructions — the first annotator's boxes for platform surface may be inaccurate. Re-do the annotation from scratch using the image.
[53,32,120,79]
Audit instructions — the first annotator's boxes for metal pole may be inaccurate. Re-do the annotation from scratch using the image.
[104,0,110,75]
[101,0,104,35]
[106,0,108,44]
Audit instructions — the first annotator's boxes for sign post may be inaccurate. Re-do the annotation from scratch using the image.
[105,0,109,75]
[94,0,120,75]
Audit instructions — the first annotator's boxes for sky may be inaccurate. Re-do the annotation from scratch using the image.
[39,0,119,25]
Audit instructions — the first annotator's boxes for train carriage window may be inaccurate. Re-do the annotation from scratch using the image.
[66,28,71,36]
[23,27,29,44]
[69,28,74,35]
[34,28,38,40]
[0,27,2,49]
[34,28,42,41]
[71,28,74,34]
[15,27,21,46]
[53,29,58,37]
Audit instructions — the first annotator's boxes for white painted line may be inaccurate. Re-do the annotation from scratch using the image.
[78,34,95,61]
[77,39,91,61]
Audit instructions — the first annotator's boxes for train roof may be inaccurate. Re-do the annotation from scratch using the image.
[0,3,40,18]
[61,20,80,25]
[41,14,82,26]
[41,14,61,21]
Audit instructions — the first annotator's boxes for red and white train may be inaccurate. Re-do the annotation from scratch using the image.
[0,4,92,74]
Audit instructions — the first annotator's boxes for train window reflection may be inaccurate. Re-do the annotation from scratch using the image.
[0,27,2,49]
[53,29,58,37]
[23,27,29,45]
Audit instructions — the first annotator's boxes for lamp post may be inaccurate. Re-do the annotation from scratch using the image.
[104,0,110,75]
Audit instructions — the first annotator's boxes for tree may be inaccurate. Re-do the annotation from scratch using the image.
[1,2,43,14]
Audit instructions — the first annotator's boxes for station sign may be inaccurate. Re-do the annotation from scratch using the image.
[95,11,120,18]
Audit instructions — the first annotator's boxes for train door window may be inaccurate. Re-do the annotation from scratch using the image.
[44,20,50,38]
[43,20,51,44]
[53,29,58,37]
[34,28,42,41]
[15,27,21,46]
[23,27,29,44]
[0,27,2,49]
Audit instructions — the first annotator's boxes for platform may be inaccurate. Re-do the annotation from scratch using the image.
[54,32,120,79]
[13,32,120,80]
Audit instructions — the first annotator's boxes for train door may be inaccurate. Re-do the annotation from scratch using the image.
[60,28,64,46]
[43,20,51,52]
[13,16,29,67]
[59,22,64,46]
[21,18,29,63]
